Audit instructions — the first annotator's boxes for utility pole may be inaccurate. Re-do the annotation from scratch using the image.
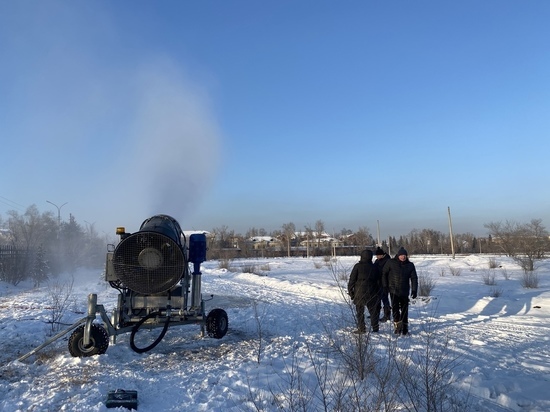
[46,200,68,225]
[448,206,455,259]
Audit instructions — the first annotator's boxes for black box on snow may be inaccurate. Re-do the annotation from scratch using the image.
[106,389,138,410]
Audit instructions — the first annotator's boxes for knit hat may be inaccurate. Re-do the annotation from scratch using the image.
[396,247,408,256]
[374,247,385,256]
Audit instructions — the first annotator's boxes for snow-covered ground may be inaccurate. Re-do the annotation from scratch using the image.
[1,254,549,411]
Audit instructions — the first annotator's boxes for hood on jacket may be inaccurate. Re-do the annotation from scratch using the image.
[396,247,408,258]
[360,249,373,262]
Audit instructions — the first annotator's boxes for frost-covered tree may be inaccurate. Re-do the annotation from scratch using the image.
[31,244,50,287]
[4,206,56,284]
[59,214,86,274]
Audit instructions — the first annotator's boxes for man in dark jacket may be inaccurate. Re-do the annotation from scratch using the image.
[374,247,391,322]
[382,247,418,335]
[348,249,381,333]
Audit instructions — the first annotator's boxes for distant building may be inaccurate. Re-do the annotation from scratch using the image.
[0,228,11,243]
[299,236,343,247]
[245,236,283,250]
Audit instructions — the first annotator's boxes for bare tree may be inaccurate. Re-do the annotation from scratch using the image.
[354,227,373,250]
[413,229,445,254]
[218,225,232,248]
[282,222,296,257]
[315,220,325,251]
[304,224,314,257]
[484,219,549,271]
[453,232,476,254]
[246,227,259,238]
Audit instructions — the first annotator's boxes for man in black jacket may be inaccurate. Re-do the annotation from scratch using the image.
[374,247,391,322]
[348,249,381,333]
[382,247,418,335]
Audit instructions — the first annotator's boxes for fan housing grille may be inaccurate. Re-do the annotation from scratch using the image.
[112,231,186,294]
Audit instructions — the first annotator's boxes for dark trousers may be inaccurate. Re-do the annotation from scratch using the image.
[356,296,381,332]
[367,296,381,331]
[390,293,409,325]
[355,304,366,332]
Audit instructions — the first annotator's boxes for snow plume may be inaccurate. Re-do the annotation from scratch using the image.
[124,58,222,227]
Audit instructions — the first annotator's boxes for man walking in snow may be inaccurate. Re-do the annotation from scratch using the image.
[348,249,382,333]
[382,247,418,335]
[374,247,392,323]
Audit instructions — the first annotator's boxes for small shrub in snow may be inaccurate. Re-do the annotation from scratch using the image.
[521,271,540,288]
[449,266,462,276]
[482,271,497,286]
[488,257,499,269]
[242,264,259,274]
[438,267,446,277]
[515,256,539,273]
[218,259,231,270]
[240,264,268,277]
[418,272,436,297]
[46,278,75,334]
[490,286,503,297]
[501,268,511,280]
[251,300,267,363]
[313,261,323,269]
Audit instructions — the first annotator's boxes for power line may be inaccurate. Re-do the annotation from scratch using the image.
[0,196,25,212]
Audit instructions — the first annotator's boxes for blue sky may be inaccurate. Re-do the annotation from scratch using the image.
[1,1,549,239]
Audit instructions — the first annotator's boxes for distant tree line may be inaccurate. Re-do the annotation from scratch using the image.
[206,219,550,270]
[0,205,108,285]
[2,206,548,286]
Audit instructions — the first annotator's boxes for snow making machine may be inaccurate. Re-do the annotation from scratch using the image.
[66,214,228,357]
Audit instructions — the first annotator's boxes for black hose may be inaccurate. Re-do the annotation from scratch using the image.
[129,311,170,353]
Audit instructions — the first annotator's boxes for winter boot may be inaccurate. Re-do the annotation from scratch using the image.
[394,321,403,335]
[380,307,391,323]
[402,323,409,335]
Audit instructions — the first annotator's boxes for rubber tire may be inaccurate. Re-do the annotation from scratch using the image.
[68,324,109,357]
[206,308,228,339]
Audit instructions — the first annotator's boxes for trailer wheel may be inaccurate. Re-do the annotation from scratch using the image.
[68,324,109,357]
[206,308,228,339]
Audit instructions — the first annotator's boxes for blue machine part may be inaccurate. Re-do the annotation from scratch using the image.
[188,233,207,274]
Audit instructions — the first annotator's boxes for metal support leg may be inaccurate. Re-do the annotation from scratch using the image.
[17,317,87,362]
[83,294,98,346]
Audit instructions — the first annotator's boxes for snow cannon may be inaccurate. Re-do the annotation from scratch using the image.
[111,214,187,295]
[62,214,228,358]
